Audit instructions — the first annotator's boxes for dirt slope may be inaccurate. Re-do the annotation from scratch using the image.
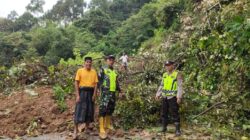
[0,86,212,140]
[0,86,74,138]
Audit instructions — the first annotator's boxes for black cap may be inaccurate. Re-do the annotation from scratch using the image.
[106,55,115,60]
[84,57,92,61]
[165,60,174,66]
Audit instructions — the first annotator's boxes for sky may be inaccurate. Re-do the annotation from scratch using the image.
[0,0,91,18]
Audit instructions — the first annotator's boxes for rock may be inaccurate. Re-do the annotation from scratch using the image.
[41,124,47,129]
[40,78,49,85]
[51,114,56,119]
[5,109,11,115]
[115,129,124,137]
[44,129,50,134]
[26,82,37,88]
[241,136,248,140]
[0,109,11,115]
[90,132,99,136]
[58,126,65,132]
[35,130,41,136]
[129,128,139,136]
[180,32,188,39]
[68,132,73,137]
[130,128,140,133]
[51,105,61,115]
[24,88,38,96]
[17,130,26,136]
[0,136,11,140]
[54,128,58,132]
[182,16,192,26]
[184,26,195,31]
[140,130,150,137]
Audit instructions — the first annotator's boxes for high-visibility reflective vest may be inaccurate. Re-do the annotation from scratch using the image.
[103,68,117,92]
[162,71,178,96]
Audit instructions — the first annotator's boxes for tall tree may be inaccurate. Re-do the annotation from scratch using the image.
[26,0,45,15]
[109,0,152,21]
[89,0,152,21]
[14,12,38,31]
[0,18,14,32]
[74,9,113,37]
[88,0,111,12]
[29,24,74,65]
[44,0,86,23]
[0,32,29,67]
[7,10,19,21]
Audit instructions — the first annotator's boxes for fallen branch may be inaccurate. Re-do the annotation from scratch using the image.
[128,71,144,75]
[192,101,225,119]
[207,2,221,12]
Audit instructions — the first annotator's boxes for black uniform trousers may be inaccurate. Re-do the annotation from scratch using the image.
[161,96,180,126]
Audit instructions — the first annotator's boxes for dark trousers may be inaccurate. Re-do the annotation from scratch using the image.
[99,90,116,117]
[161,97,180,126]
[74,87,94,124]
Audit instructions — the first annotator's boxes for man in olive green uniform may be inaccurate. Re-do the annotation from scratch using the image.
[98,55,122,139]
[155,60,183,136]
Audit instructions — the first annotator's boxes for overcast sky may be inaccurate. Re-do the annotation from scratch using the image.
[0,0,91,18]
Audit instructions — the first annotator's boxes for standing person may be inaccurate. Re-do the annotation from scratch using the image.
[155,60,183,136]
[73,57,98,139]
[119,52,129,71]
[98,55,122,139]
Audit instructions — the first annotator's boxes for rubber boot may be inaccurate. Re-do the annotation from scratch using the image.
[105,115,114,130]
[161,124,167,133]
[99,117,107,139]
[160,119,167,133]
[175,122,181,136]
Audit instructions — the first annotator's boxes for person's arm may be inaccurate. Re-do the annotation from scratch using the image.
[126,55,129,62]
[93,70,99,101]
[116,76,121,93]
[75,69,80,103]
[156,80,163,98]
[97,68,104,92]
[117,75,124,98]
[75,80,80,103]
[177,72,183,104]
[93,83,98,101]
[119,56,123,61]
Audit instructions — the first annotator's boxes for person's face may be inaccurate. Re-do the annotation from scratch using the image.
[165,64,174,72]
[107,58,115,66]
[84,60,92,69]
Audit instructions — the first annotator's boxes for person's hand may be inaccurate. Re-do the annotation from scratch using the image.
[97,90,101,96]
[92,94,96,102]
[76,95,80,103]
[155,95,160,100]
[177,98,182,104]
[119,92,125,99]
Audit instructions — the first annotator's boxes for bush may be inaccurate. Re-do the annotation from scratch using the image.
[53,85,69,112]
